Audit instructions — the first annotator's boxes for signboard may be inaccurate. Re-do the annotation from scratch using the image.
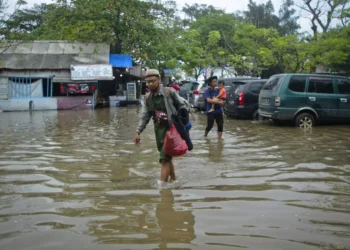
[127,82,136,101]
[71,64,114,80]
[60,83,96,95]
[0,77,8,100]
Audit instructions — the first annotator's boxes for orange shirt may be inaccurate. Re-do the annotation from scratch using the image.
[218,88,227,99]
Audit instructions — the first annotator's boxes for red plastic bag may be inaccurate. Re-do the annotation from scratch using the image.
[164,125,188,156]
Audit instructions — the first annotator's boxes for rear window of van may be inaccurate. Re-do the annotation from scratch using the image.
[249,82,265,94]
[234,84,245,94]
[263,76,284,91]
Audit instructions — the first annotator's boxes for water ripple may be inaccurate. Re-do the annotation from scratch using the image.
[0,109,349,250]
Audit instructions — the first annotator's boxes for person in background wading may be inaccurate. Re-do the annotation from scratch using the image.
[204,76,225,139]
[134,69,187,187]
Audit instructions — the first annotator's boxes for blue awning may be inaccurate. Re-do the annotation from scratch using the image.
[109,54,133,68]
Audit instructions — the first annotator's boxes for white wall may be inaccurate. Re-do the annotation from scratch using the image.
[0,98,57,111]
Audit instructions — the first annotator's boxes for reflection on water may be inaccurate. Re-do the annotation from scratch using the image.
[0,108,349,250]
[154,190,195,249]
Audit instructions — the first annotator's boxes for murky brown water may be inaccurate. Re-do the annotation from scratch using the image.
[0,107,349,250]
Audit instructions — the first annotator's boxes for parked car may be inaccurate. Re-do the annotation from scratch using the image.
[186,81,205,109]
[180,81,202,107]
[197,77,257,111]
[258,74,350,127]
[197,85,208,111]
[179,81,199,103]
[178,87,189,102]
[224,79,267,119]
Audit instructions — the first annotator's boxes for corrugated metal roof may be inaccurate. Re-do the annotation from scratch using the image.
[0,41,110,70]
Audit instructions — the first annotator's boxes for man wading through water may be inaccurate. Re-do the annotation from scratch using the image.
[204,76,225,138]
[134,69,187,186]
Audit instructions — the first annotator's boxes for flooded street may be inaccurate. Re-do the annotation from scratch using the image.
[0,107,349,250]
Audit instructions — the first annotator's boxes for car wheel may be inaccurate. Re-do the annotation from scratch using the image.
[295,113,315,128]
[252,110,261,121]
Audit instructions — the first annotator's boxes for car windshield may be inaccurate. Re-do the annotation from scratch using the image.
[182,82,199,91]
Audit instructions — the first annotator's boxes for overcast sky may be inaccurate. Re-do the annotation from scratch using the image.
[9,0,311,32]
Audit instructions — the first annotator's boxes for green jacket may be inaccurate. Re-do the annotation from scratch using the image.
[136,85,187,134]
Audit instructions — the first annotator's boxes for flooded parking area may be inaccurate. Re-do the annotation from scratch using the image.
[0,107,349,250]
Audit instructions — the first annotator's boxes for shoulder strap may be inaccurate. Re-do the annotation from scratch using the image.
[160,86,176,127]
[145,92,154,107]
[164,87,178,109]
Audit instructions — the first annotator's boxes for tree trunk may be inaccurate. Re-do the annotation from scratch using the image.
[110,40,122,54]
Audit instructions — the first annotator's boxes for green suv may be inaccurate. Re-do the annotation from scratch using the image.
[258,74,350,127]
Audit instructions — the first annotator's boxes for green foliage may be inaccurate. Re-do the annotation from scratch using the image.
[141,13,183,72]
[307,26,350,73]
[0,3,52,40]
[182,3,224,27]
[0,0,349,76]
[243,0,280,29]
[278,0,300,35]
[178,8,240,79]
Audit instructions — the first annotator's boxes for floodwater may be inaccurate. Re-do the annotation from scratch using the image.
[0,107,349,250]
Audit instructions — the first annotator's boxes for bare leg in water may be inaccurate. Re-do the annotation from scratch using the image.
[218,132,222,139]
[160,161,176,182]
[161,162,170,182]
[169,161,176,181]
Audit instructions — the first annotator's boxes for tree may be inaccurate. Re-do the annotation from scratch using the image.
[141,15,183,72]
[295,0,350,36]
[0,0,181,69]
[233,25,311,74]
[256,30,310,73]
[182,3,224,27]
[182,11,241,78]
[231,23,263,76]
[332,26,350,74]
[336,2,350,26]
[177,29,223,80]
[243,0,280,29]
[306,26,350,73]
[32,1,171,50]
[0,0,27,53]
[1,3,52,40]
[278,0,301,35]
